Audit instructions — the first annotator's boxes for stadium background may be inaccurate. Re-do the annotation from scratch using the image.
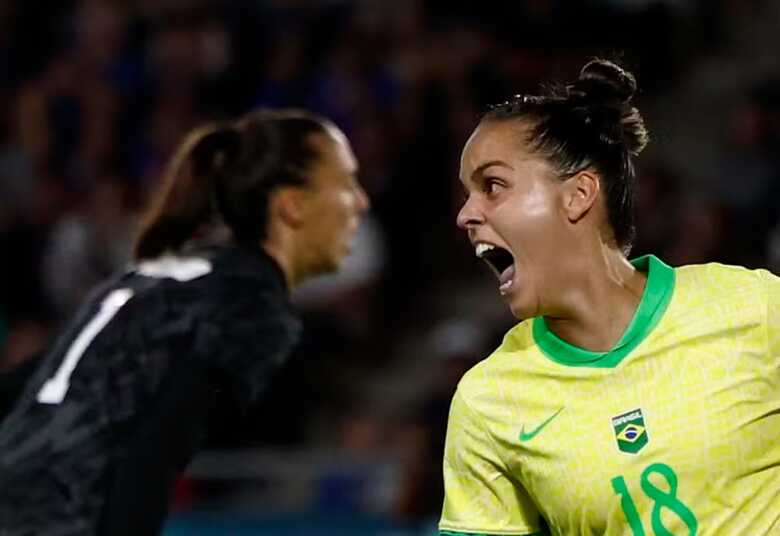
[1,0,779,534]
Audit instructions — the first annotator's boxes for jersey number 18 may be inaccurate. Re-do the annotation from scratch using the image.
[612,462,698,536]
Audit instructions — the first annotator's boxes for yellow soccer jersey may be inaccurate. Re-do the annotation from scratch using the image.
[440,255,780,536]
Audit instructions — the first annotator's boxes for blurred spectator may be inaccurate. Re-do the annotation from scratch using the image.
[713,84,780,265]
[250,30,308,109]
[665,196,729,266]
[41,178,138,319]
[394,318,497,522]
[632,164,682,259]
[0,319,48,372]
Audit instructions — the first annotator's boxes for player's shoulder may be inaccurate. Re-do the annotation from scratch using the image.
[196,247,295,320]
[194,246,285,288]
[140,246,287,304]
[119,246,292,329]
[456,319,534,399]
[674,260,773,297]
[669,261,780,327]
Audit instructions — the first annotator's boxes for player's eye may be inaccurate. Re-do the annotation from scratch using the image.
[482,177,504,196]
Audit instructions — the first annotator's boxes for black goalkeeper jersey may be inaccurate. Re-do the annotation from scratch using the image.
[0,245,302,536]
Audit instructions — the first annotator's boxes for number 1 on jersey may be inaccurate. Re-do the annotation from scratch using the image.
[612,475,646,536]
[37,288,134,404]
[35,255,212,405]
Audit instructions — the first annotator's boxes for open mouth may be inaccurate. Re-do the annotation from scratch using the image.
[475,243,516,293]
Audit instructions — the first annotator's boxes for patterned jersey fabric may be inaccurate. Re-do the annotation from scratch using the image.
[0,246,301,536]
[440,256,780,535]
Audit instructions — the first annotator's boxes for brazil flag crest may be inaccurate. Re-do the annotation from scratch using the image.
[612,408,648,454]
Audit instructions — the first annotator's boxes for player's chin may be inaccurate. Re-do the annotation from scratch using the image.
[506,294,535,321]
[323,248,349,273]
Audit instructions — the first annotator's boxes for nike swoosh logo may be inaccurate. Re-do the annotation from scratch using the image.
[518,407,564,442]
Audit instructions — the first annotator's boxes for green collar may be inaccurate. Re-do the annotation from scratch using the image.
[532,255,675,368]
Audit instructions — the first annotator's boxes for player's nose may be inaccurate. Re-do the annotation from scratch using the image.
[457,195,484,230]
[354,183,370,213]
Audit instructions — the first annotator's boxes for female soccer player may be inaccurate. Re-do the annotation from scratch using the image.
[0,109,369,535]
[440,59,780,535]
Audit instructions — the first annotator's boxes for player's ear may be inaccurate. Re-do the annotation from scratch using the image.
[562,170,600,222]
[269,186,307,228]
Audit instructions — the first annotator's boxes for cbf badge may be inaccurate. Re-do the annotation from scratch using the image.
[612,409,648,454]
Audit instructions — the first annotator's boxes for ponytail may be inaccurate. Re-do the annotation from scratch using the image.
[133,124,241,260]
[133,108,331,260]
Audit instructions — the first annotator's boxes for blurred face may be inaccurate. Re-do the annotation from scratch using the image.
[457,119,570,320]
[297,126,370,277]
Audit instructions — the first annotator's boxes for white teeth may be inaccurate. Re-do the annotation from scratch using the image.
[475,243,495,258]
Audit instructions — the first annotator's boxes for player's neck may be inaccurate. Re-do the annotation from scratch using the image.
[544,247,646,353]
[260,240,295,290]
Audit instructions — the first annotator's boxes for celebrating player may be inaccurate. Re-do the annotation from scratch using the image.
[0,109,369,535]
[440,59,780,535]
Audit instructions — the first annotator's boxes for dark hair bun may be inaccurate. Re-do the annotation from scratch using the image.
[570,59,648,156]
[575,59,637,105]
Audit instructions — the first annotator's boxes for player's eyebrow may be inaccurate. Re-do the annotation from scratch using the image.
[471,160,514,179]
[461,160,514,187]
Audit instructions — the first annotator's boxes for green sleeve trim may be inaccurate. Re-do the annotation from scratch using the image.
[533,254,675,368]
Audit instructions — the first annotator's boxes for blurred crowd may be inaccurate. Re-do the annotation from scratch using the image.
[2,0,780,530]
